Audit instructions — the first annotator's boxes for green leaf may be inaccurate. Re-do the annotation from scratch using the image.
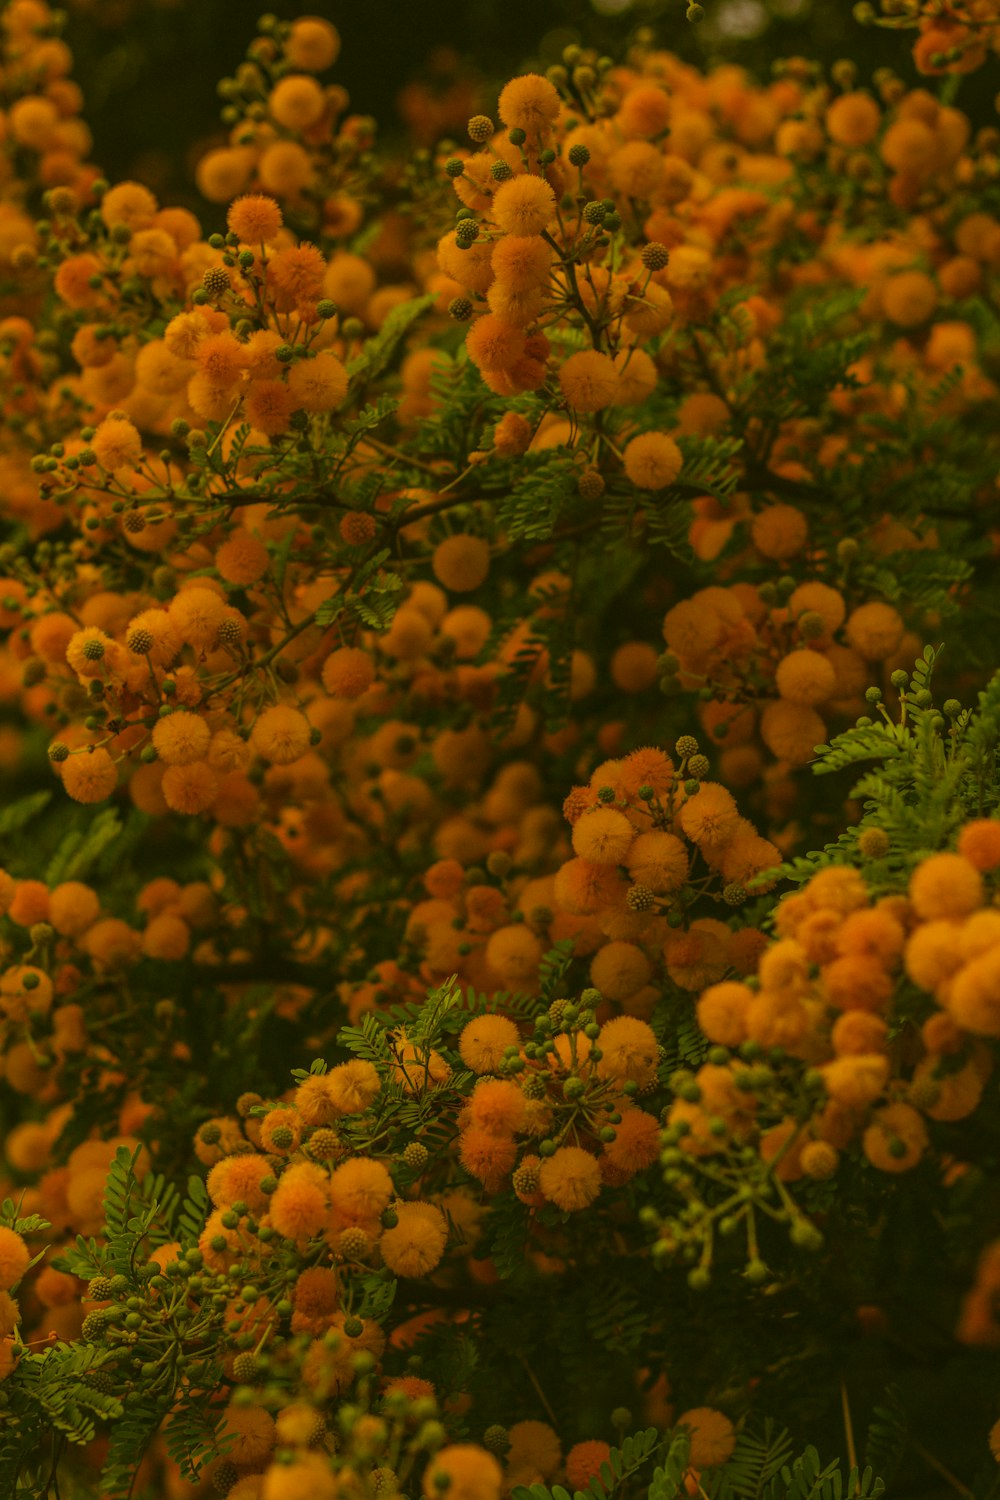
[0,789,52,839]
[47,806,122,884]
[347,294,436,383]
[177,1173,210,1247]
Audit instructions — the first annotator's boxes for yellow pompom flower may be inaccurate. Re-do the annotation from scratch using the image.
[623,432,683,490]
[218,1401,276,1466]
[152,710,211,767]
[423,1446,503,1500]
[62,749,118,804]
[322,647,375,700]
[677,1408,736,1468]
[227,193,283,244]
[497,74,562,135]
[379,1201,449,1277]
[595,1016,659,1087]
[571,807,634,864]
[250,706,312,766]
[270,1162,329,1241]
[91,414,143,473]
[161,762,219,815]
[0,1228,30,1290]
[491,175,557,236]
[538,1146,603,1211]
[432,535,491,593]
[287,351,350,413]
[559,350,620,413]
[459,1014,521,1074]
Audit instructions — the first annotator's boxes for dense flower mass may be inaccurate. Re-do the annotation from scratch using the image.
[0,1,996,1496]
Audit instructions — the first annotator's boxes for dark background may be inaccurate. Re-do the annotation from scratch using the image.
[61,0,922,207]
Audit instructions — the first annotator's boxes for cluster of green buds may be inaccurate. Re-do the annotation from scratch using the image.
[641,1039,827,1290]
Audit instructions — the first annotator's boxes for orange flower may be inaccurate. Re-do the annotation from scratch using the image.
[595,1016,659,1087]
[677,1408,736,1468]
[465,1078,528,1136]
[566,1442,613,1491]
[287,351,349,413]
[678,783,740,850]
[91,415,142,473]
[484,925,542,986]
[270,1163,329,1241]
[603,1108,661,1175]
[775,649,837,706]
[957,820,1000,873]
[572,808,634,865]
[433,535,491,592]
[227,193,283,244]
[466,315,525,373]
[380,1202,449,1277]
[751,504,808,560]
[559,350,619,412]
[48,881,99,938]
[458,1126,518,1190]
[497,74,561,135]
[62,749,118,804]
[844,602,905,662]
[216,532,270,586]
[909,853,983,920]
[152,710,211,767]
[244,379,297,436]
[0,1228,30,1291]
[219,1401,276,1467]
[329,1157,394,1223]
[590,941,652,1002]
[286,17,340,70]
[825,91,880,147]
[162,762,218,815]
[863,1102,928,1172]
[696,981,753,1047]
[491,175,557,236]
[623,431,683,489]
[459,1014,521,1074]
[206,1154,273,1214]
[423,1444,503,1500]
[250,706,312,766]
[539,1145,602,1211]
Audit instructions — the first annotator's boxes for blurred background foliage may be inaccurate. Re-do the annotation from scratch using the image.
[60,0,999,212]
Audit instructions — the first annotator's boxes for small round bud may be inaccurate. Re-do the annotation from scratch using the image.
[626,884,655,912]
[858,827,890,859]
[577,467,605,500]
[202,267,231,298]
[467,115,494,143]
[641,242,670,271]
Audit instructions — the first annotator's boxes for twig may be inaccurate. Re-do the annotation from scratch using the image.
[840,1377,857,1476]
[912,1441,973,1499]
[518,1353,559,1428]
